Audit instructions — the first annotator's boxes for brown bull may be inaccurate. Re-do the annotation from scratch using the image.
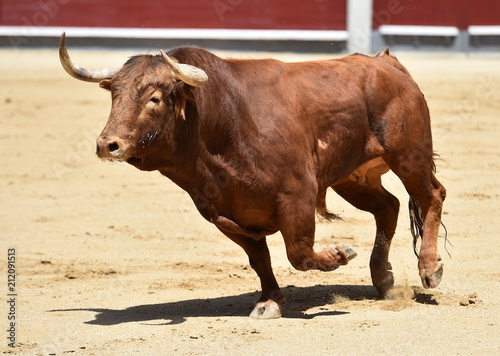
[59,33,446,318]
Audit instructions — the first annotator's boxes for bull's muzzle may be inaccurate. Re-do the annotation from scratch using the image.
[96,136,129,162]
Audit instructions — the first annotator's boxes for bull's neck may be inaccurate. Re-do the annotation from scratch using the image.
[158,83,253,208]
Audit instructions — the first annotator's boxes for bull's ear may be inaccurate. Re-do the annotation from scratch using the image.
[174,82,195,121]
[99,79,112,91]
[175,95,187,120]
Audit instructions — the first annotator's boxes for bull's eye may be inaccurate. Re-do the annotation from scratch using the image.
[150,97,161,104]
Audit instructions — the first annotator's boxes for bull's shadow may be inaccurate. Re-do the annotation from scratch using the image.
[49,284,378,325]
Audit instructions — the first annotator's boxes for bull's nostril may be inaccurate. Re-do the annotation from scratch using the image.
[108,142,119,152]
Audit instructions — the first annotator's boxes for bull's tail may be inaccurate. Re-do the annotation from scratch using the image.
[375,47,413,78]
[408,197,451,259]
[408,197,424,259]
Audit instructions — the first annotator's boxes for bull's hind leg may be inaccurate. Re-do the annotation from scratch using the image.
[333,176,400,296]
[386,157,446,289]
[219,230,285,319]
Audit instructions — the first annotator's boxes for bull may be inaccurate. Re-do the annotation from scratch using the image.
[59,33,446,318]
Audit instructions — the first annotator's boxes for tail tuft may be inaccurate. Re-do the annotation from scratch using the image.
[409,197,451,260]
[408,197,424,259]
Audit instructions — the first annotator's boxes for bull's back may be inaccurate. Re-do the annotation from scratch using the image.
[226,54,427,186]
[231,56,379,182]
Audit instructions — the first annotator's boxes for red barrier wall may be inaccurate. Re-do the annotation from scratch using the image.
[0,0,346,30]
[4,1,497,35]
[373,0,500,29]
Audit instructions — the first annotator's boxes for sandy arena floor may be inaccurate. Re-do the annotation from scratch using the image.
[1,47,499,355]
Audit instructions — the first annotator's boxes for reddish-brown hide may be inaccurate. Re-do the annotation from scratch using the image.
[60,36,446,319]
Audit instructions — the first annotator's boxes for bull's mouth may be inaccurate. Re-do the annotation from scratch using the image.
[97,150,128,163]
[98,152,143,168]
[95,136,149,169]
[95,144,144,168]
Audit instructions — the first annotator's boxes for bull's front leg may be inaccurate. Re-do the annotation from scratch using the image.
[278,193,357,272]
[219,229,285,319]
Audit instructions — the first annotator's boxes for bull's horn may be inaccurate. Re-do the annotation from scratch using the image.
[59,32,121,83]
[160,50,208,87]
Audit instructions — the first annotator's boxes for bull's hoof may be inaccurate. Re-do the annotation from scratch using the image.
[371,261,394,297]
[420,263,444,289]
[249,300,283,319]
[374,273,395,297]
[340,245,358,261]
[373,271,395,297]
[321,245,357,270]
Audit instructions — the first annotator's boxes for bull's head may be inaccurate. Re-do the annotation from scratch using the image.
[59,33,208,170]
